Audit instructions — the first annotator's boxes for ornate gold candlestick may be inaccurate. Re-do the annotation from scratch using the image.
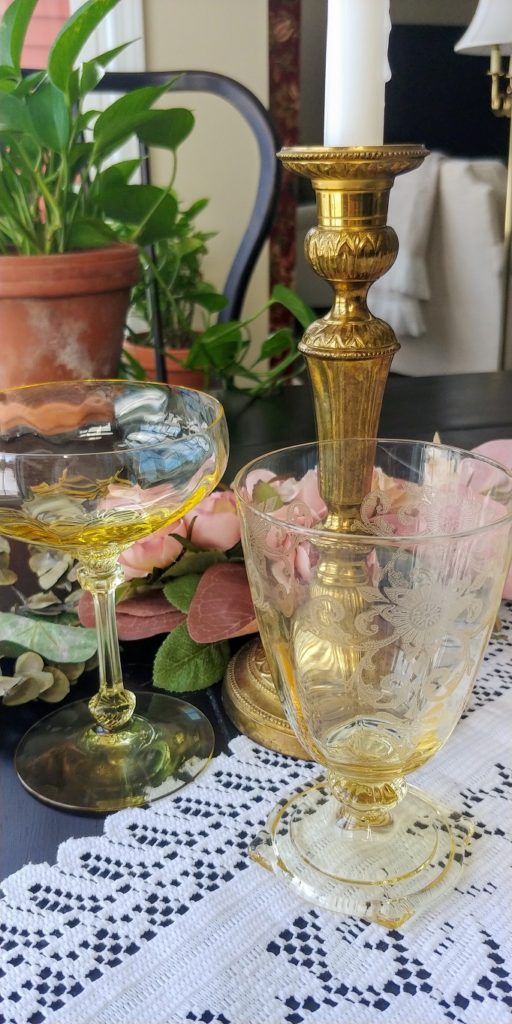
[222,144,428,757]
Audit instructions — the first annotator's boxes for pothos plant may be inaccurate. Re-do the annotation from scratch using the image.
[126,212,317,395]
[0,0,194,255]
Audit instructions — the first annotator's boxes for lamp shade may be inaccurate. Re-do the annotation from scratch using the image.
[455,0,512,56]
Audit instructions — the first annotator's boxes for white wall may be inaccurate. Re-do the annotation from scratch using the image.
[143,0,270,338]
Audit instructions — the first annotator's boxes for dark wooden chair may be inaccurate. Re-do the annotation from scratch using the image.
[96,70,281,382]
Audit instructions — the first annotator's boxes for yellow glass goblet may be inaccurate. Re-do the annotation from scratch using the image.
[0,380,228,812]
[234,439,512,925]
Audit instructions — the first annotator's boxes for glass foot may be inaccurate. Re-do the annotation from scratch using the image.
[15,692,214,813]
[250,780,474,927]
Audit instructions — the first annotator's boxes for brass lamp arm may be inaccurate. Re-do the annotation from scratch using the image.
[489,46,512,368]
[489,45,512,117]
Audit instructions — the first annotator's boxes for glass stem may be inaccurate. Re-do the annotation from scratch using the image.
[77,561,136,732]
[327,771,407,830]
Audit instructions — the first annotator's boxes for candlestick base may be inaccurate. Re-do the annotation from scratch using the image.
[222,638,309,759]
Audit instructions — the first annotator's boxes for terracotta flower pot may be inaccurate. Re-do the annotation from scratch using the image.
[0,243,140,388]
[123,339,205,388]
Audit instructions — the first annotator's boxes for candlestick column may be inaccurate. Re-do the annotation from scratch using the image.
[280,145,426,522]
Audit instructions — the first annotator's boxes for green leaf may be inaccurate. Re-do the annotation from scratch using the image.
[14,69,45,98]
[271,283,316,330]
[136,107,194,150]
[0,90,32,133]
[48,0,123,94]
[190,287,228,313]
[27,81,70,152]
[160,549,227,579]
[187,321,246,372]
[65,217,118,249]
[257,327,294,362]
[0,612,97,662]
[97,184,177,242]
[252,480,284,508]
[0,0,38,68]
[186,197,209,218]
[94,159,140,189]
[0,63,20,92]
[78,41,132,96]
[153,621,230,693]
[93,82,172,149]
[68,140,94,175]
[162,573,201,613]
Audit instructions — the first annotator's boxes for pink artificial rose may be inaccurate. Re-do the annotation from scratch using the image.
[472,440,512,600]
[119,519,187,579]
[184,490,240,551]
[103,481,176,512]
[242,468,327,591]
[244,467,327,523]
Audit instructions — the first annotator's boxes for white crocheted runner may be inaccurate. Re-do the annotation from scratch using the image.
[1,608,512,1024]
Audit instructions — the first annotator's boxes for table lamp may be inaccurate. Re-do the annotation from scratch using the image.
[455,0,512,367]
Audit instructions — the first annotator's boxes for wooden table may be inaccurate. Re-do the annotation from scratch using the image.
[2,371,512,880]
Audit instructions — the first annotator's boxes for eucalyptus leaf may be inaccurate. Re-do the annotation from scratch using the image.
[23,591,60,610]
[153,622,230,693]
[39,666,71,703]
[0,675,21,696]
[15,651,44,673]
[28,549,74,590]
[2,665,54,705]
[2,676,48,705]
[0,612,96,662]
[50,660,85,681]
[0,566,17,585]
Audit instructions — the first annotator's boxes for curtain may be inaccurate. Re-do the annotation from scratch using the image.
[268,0,301,329]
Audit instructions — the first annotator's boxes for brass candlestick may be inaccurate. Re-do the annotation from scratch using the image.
[222,144,428,757]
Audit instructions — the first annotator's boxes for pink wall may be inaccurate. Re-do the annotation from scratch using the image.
[0,0,69,67]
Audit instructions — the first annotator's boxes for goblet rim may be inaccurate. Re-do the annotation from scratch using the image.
[0,378,226,456]
[234,436,512,544]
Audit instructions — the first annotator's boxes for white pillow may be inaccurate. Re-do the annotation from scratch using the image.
[370,151,444,336]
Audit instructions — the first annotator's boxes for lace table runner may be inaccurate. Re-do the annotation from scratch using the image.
[1,608,512,1024]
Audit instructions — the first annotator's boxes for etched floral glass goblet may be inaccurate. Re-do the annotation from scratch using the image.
[0,380,228,812]
[234,439,512,925]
